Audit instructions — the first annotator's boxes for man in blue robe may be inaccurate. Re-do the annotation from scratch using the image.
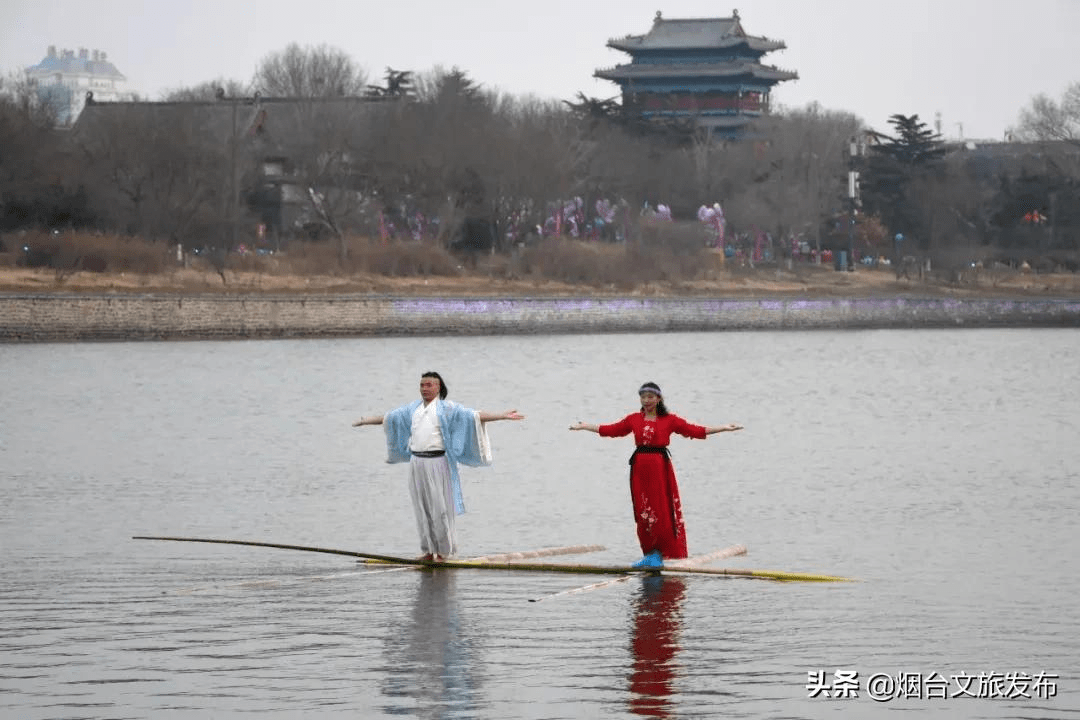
[353,371,523,560]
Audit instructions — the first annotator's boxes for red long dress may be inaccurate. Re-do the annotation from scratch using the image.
[598,412,707,560]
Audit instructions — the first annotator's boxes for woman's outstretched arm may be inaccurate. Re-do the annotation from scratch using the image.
[702,423,743,435]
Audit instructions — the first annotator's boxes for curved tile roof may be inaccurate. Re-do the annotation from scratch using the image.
[607,15,786,53]
[595,61,797,83]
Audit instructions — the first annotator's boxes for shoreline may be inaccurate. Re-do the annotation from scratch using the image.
[3,264,1079,342]
[3,292,1079,342]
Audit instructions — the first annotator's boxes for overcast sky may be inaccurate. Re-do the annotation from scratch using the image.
[2,0,1077,141]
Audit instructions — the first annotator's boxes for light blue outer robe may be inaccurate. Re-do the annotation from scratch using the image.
[383,399,492,515]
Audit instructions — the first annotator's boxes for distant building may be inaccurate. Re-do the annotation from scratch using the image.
[26,46,128,126]
[595,10,797,137]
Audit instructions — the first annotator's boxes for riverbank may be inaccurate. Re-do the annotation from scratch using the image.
[4,284,1080,343]
[3,264,1079,342]
[2,261,1080,298]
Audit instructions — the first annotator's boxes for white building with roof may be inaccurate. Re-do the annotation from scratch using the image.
[26,46,128,126]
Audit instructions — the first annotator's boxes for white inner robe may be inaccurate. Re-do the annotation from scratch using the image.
[408,455,456,557]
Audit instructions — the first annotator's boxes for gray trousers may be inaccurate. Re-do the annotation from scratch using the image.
[407,455,457,557]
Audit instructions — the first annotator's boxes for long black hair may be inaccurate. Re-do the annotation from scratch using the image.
[639,381,669,416]
[422,370,448,399]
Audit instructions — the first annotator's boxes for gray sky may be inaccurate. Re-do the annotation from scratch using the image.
[2,0,1077,140]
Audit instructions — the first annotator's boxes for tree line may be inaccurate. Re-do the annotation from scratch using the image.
[1,43,1078,281]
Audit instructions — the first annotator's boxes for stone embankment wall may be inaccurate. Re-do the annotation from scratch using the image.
[2,294,1079,342]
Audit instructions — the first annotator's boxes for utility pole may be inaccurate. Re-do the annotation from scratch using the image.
[230,99,237,252]
[847,138,860,272]
[216,86,245,252]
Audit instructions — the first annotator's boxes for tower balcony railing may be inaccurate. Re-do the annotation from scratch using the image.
[640,94,762,112]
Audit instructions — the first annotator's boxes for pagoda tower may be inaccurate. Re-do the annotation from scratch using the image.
[595,9,797,137]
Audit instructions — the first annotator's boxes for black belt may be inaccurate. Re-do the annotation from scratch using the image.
[412,450,445,458]
[630,445,669,464]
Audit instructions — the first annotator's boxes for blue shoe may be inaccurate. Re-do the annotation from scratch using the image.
[632,551,664,569]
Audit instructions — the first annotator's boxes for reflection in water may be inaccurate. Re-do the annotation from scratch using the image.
[628,575,687,718]
[382,570,477,718]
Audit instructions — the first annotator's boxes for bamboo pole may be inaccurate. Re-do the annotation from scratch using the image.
[514,562,848,582]
[134,536,431,563]
[134,536,603,566]
[133,536,851,582]
[363,544,607,565]
[468,545,605,563]
[664,544,747,568]
[529,575,633,602]
[530,544,750,603]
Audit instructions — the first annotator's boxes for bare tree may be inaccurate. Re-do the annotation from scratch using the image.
[0,70,58,127]
[668,105,860,264]
[1015,82,1080,146]
[0,74,53,196]
[1013,82,1080,255]
[254,43,367,98]
[247,45,378,262]
[494,96,588,238]
[364,67,504,247]
[0,71,81,231]
[72,103,228,246]
[753,105,860,258]
[161,78,252,102]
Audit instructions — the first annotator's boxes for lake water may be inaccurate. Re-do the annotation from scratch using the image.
[1,329,1077,719]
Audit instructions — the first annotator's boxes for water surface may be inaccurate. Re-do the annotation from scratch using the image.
[1,329,1077,718]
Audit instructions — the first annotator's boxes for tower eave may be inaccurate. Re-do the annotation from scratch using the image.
[607,37,786,54]
[594,64,798,84]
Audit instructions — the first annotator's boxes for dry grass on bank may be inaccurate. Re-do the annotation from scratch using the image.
[1,229,1078,298]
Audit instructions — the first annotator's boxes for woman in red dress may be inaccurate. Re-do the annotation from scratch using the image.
[570,382,743,568]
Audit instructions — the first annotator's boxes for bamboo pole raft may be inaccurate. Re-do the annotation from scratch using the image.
[133,536,852,582]
[529,544,751,603]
